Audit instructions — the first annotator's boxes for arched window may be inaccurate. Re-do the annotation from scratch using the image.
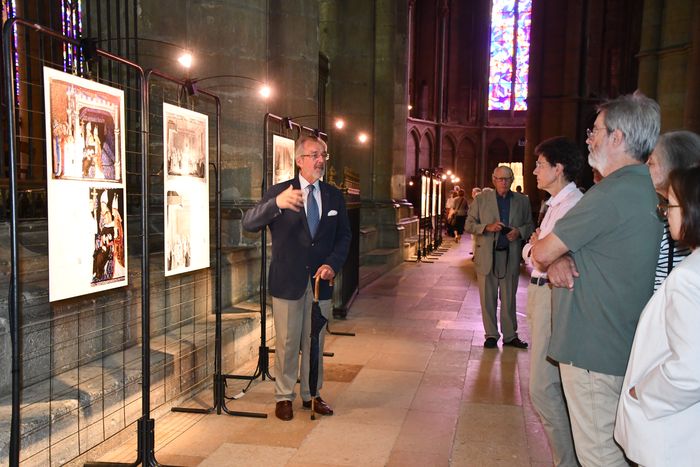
[488,0,532,111]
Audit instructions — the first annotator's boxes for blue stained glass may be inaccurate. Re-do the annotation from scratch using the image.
[488,0,531,111]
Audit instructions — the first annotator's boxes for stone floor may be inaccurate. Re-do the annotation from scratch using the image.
[93,236,554,466]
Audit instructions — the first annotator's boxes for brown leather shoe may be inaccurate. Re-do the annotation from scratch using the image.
[275,400,293,421]
[302,397,334,416]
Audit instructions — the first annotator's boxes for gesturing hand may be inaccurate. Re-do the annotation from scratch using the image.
[276,185,304,212]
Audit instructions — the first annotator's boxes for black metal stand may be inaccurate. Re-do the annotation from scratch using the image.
[128,70,267,419]
[2,19,183,467]
[82,52,179,467]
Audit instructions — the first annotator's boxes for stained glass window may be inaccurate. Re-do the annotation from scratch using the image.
[61,0,84,73]
[488,0,532,111]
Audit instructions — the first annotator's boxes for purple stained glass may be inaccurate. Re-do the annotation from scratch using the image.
[488,0,531,111]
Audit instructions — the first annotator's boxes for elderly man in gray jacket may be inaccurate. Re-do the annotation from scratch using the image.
[466,165,534,349]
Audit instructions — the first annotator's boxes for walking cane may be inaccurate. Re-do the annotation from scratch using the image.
[309,275,332,420]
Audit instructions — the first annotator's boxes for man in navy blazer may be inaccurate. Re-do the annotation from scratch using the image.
[242,135,351,421]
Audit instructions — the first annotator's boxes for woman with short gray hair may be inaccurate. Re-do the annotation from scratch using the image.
[647,130,700,288]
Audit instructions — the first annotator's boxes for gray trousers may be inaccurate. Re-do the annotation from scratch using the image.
[476,249,519,341]
[271,280,331,402]
[526,283,579,467]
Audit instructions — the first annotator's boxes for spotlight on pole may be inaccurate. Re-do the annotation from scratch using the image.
[178,52,193,69]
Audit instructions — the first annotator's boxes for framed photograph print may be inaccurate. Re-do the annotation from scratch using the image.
[43,67,128,302]
[162,103,210,277]
[272,134,295,184]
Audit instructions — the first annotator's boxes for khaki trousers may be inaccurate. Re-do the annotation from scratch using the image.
[526,283,579,467]
[559,364,627,467]
[272,280,332,402]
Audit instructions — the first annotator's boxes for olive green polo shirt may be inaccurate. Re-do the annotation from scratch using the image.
[548,164,662,376]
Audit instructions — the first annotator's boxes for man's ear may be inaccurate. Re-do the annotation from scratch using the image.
[611,128,624,147]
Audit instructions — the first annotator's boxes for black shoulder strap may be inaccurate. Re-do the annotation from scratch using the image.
[667,236,675,275]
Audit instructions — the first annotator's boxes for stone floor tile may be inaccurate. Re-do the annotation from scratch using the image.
[197,443,296,467]
[291,421,401,466]
[392,409,459,455]
[365,349,432,372]
[386,450,450,466]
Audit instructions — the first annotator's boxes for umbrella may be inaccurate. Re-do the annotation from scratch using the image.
[309,275,331,420]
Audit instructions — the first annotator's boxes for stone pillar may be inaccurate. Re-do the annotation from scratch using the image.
[434,1,449,171]
[375,0,409,202]
[683,0,700,132]
[637,0,663,97]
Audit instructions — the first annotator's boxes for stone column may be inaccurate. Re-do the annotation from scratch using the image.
[683,0,700,132]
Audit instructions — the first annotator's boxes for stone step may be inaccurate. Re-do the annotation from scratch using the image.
[0,344,175,466]
[0,308,272,466]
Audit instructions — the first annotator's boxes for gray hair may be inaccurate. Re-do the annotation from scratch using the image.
[493,165,514,178]
[295,135,327,158]
[656,130,700,173]
[597,91,660,162]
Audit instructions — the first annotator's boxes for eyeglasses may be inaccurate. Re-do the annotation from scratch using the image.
[300,152,330,161]
[656,202,680,219]
[534,160,550,168]
[492,176,513,182]
[586,126,610,139]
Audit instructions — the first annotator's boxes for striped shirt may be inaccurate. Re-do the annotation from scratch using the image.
[654,219,691,290]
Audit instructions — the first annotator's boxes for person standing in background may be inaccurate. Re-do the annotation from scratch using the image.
[466,165,534,349]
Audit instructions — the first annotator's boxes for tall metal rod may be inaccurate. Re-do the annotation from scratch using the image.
[3,17,23,467]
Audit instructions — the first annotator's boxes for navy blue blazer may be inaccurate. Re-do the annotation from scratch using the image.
[242,178,352,301]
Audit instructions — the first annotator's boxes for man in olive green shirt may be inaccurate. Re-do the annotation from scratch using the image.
[532,93,662,467]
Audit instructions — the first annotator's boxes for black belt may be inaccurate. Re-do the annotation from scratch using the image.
[530,276,549,286]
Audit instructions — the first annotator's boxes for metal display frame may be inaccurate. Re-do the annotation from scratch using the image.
[3,19,178,467]
[141,70,267,420]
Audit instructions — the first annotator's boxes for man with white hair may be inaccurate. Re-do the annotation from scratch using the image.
[532,92,663,466]
[243,135,351,421]
[466,165,533,349]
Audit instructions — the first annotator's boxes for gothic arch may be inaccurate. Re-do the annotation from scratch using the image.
[512,141,524,163]
[456,137,477,192]
[406,127,421,178]
[419,130,434,170]
[441,133,457,169]
[486,138,509,178]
